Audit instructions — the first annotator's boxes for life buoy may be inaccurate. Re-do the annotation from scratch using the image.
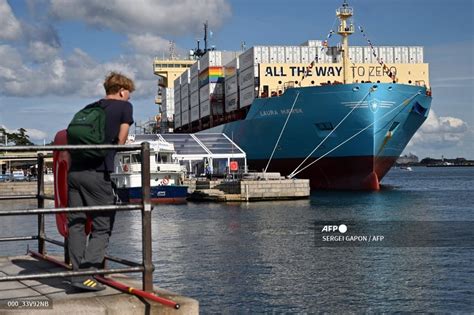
[53,129,92,237]
[123,164,129,172]
[162,178,169,185]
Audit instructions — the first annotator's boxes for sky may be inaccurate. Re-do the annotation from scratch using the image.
[0,0,473,159]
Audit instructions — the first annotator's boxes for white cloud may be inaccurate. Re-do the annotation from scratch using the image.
[0,0,22,40]
[127,33,171,55]
[50,0,231,36]
[28,41,60,62]
[25,128,48,141]
[407,110,470,150]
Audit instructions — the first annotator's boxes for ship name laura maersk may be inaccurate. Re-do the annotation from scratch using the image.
[153,0,432,190]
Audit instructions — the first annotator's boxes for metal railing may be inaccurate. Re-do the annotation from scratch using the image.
[0,143,155,292]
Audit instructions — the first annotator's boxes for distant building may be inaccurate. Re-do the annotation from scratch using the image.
[397,153,419,164]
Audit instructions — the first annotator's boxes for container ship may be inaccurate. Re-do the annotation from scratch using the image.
[153,1,432,190]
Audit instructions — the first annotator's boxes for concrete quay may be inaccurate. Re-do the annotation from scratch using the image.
[185,174,310,202]
[0,182,53,196]
[0,255,198,315]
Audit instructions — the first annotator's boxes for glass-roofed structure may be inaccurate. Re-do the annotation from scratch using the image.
[134,133,247,176]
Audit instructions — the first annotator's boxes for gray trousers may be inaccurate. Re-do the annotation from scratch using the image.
[67,170,115,278]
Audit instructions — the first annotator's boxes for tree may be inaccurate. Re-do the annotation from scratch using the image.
[0,127,34,146]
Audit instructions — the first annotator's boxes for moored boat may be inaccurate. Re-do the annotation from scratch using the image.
[111,135,188,204]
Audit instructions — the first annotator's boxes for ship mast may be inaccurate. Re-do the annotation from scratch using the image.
[336,0,354,84]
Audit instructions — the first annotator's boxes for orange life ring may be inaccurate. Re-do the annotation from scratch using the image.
[162,178,169,185]
[53,129,92,237]
[123,164,129,172]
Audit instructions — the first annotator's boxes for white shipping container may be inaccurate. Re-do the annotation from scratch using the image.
[225,91,239,112]
[308,47,318,63]
[300,40,323,47]
[190,76,199,93]
[180,69,191,84]
[200,99,210,117]
[224,58,239,77]
[300,46,309,63]
[416,47,423,63]
[181,96,189,111]
[349,46,363,63]
[174,98,181,114]
[239,85,256,108]
[238,66,257,89]
[200,51,222,67]
[174,87,180,100]
[385,47,394,63]
[239,46,270,71]
[199,83,224,101]
[363,46,378,63]
[190,91,199,108]
[174,114,181,128]
[269,46,286,63]
[190,60,200,78]
[331,47,341,63]
[225,74,238,95]
[318,48,332,63]
[190,106,200,122]
[284,46,294,63]
[181,110,189,126]
[181,83,189,99]
[409,46,419,63]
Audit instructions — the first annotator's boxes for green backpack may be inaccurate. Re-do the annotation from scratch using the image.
[67,101,107,160]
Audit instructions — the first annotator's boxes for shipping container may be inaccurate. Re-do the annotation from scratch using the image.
[175,98,181,114]
[180,69,191,84]
[225,91,239,112]
[212,102,224,116]
[199,83,224,101]
[190,60,200,78]
[181,110,189,126]
[239,46,270,71]
[199,50,239,68]
[363,46,378,63]
[300,40,323,47]
[190,76,199,93]
[181,83,189,100]
[239,84,256,108]
[238,65,258,89]
[181,95,189,112]
[200,99,210,117]
[174,86,180,101]
[318,48,332,63]
[269,46,286,63]
[284,46,302,63]
[224,58,239,77]
[190,91,199,108]
[308,47,318,63]
[331,47,342,63]
[349,46,363,63]
[198,66,224,88]
[409,46,424,63]
[225,74,238,95]
[174,114,181,128]
[190,106,200,122]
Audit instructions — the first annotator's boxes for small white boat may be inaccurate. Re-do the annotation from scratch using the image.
[399,166,413,171]
[111,135,188,204]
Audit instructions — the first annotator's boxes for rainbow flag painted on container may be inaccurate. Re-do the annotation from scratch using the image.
[199,67,224,87]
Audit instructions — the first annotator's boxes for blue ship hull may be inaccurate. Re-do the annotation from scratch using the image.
[202,83,431,190]
[117,185,188,204]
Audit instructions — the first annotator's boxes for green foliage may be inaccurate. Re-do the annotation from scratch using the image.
[0,127,34,146]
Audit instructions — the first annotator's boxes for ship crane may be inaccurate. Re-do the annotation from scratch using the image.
[336,0,354,84]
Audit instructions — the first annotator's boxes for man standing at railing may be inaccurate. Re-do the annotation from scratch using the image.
[67,72,135,291]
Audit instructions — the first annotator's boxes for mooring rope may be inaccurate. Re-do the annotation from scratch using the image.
[288,87,373,178]
[288,90,421,178]
[264,91,301,174]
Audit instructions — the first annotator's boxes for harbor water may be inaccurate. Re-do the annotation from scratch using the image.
[1,167,473,312]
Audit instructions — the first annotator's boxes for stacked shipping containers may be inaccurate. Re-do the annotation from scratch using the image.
[169,41,425,132]
[173,78,181,129]
[198,51,236,119]
[180,69,191,128]
[224,58,239,112]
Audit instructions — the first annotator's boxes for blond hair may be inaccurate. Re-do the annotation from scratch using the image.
[103,71,135,95]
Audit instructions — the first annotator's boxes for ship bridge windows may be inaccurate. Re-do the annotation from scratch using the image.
[315,122,334,131]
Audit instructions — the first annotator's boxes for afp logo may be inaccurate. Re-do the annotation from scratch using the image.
[321,224,348,234]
